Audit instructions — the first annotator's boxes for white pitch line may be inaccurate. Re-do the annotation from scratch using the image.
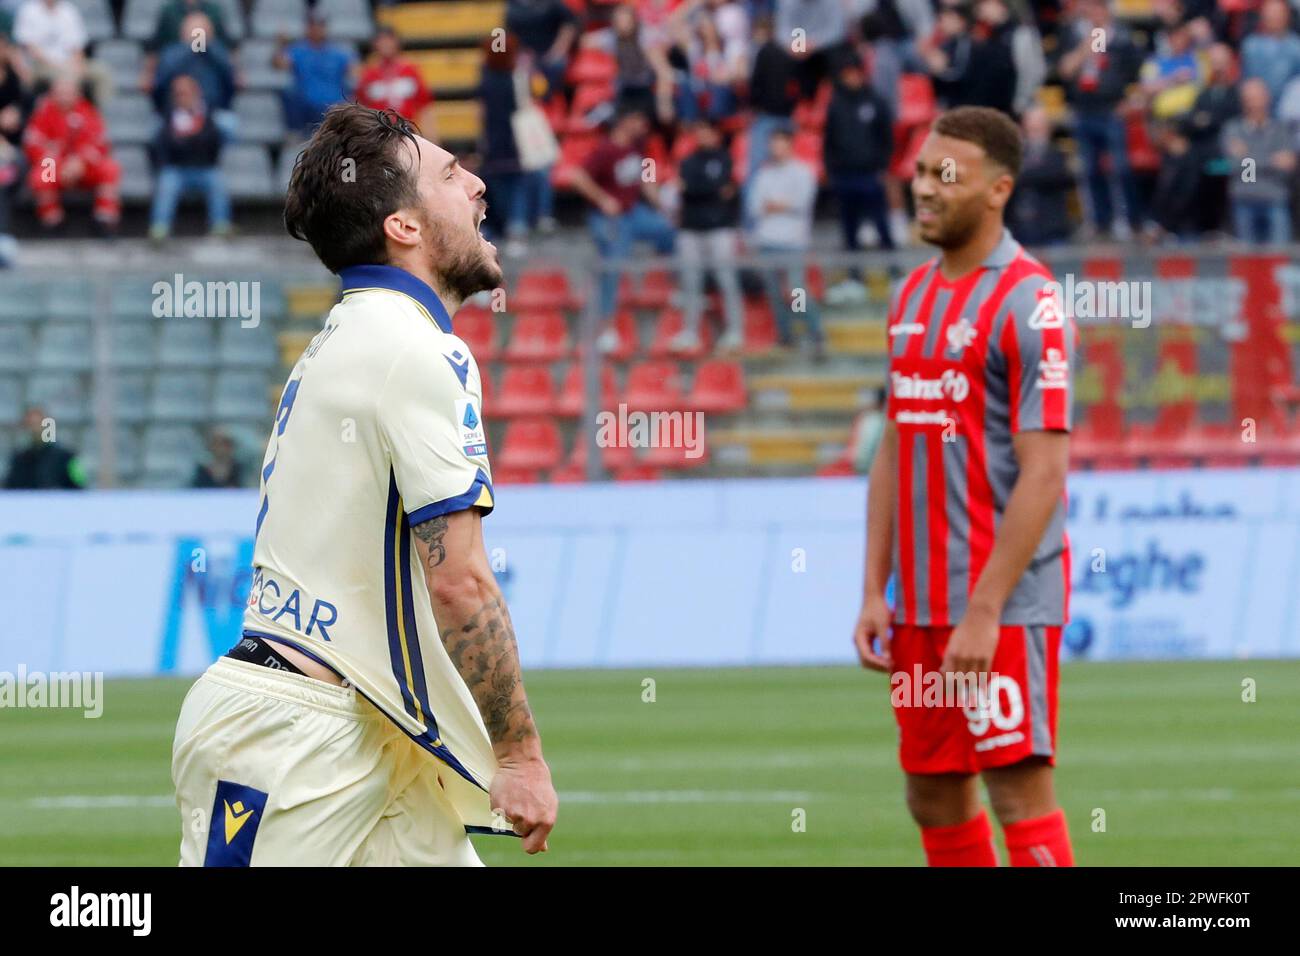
[27,791,816,810]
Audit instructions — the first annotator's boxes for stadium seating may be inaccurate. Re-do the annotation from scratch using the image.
[498,417,564,471]
[495,365,558,417]
[624,361,684,413]
[685,360,746,414]
[503,311,571,362]
[556,363,618,417]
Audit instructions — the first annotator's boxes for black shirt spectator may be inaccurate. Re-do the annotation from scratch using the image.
[749,36,799,118]
[822,74,894,175]
[1009,110,1075,244]
[679,141,738,231]
[506,0,578,58]
[5,407,84,489]
[191,429,242,488]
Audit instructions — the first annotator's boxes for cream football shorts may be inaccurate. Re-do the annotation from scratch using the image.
[172,656,483,867]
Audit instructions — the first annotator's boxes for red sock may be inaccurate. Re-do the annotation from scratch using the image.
[1003,808,1075,867]
[920,810,999,867]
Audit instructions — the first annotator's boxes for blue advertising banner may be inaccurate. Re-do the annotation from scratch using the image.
[1,469,1297,677]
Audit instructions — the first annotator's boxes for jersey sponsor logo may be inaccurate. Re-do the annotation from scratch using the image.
[444,350,470,389]
[945,317,977,355]
[891,369,971,402]
[889,321,925,337]
[1027,288,1066,330]
[456,398,487,457]
[247,569,339,641]
[1036,347,1069,390]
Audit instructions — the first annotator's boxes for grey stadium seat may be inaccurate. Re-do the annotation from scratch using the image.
[149,370,212,422]
[319,0,374,42]
[213,369,272,419]
[239,38,292,91]
[109,372,152,425]
[47,280,97,322]
[26,373,90,427]
[210,0,247,42]
[218,319,278,368]
[70,0,115,44]
[0,280,45,322]
[275,138,305,193]
[233,91,286,143]
[220,144,279,199]
[93,39,146,94]
[104,94,159,146]
[0,325,36,373]
[142,423,203,485]
[107,321,158,370]
[116,145,155,202]
[250,0,308,40]
[80,425,146,484]
[35,323,93,373]
[122,0,168,43]
[158,319,217,367]
[0,377,23,426]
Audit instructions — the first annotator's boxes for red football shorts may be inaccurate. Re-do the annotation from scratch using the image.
[889,624,1062,775]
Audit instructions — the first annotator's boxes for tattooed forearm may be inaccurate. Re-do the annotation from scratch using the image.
[411,516,449,568]
[439,595,537,745]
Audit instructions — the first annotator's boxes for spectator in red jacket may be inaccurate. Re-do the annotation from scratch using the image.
[356,26,431,122]
[22,73,120,233]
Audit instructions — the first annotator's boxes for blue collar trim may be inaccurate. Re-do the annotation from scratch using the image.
[338,264,453,333]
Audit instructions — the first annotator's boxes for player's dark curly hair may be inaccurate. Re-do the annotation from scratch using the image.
[284,103,423,274]
[932,106,1023,178]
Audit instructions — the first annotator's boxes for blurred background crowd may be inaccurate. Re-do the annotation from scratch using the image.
[3,0,1299,490]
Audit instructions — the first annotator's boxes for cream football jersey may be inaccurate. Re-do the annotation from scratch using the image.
[242,264,498,831]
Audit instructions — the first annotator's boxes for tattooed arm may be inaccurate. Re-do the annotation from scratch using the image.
[410,508,557,853]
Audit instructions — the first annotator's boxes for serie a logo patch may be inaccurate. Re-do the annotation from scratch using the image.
[204,780,269,867]
[456,398,487,457]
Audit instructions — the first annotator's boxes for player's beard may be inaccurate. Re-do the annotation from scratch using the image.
[424,209,504,303]
[919,199,984,251]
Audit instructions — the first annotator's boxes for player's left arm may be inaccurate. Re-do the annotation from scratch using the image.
[380,344,557,853]
[941,275,1075,677]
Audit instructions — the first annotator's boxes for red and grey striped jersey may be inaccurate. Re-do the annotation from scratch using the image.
[885,230,1075,627]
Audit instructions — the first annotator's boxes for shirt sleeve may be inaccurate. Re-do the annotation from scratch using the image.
[995,272,1075,433]
[378,338,494,525]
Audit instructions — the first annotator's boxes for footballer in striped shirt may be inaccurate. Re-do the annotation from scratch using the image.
[853,107,1078,867]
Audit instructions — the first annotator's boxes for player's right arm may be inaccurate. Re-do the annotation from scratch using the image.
[411,509,557,854]
[854,419,897,672]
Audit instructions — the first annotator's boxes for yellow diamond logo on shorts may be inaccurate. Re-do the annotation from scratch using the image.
[224,799,255,844]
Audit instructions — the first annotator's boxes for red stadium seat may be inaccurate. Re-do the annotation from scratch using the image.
[567,430,635,471]
[492,465,543,485]
[557,362,618,417]
[896,73,937,128]
[566,47,615,86]
[578,309,640,361]
[729,127,748,182]
[511,269,578,311]
[497,417,564,470]
[454,306,500,361]
[495,365,558,417]
[625,360,684,411]
[642,439,709,469]
[612,463,663,481]
[478,364,494,411]
[742,299,778,352]
[686,359,747,413]
[817,456,857,477]
[619,268,676,310]
[548,461,587,482]
[792,129,825,182]
[553,130,601,188]
[793,80,832,131]
[648,309,710,359]
[567,81,615,133]
[505,310,571,362]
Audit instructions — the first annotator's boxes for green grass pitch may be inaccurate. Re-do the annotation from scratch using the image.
[1,660,1297,866]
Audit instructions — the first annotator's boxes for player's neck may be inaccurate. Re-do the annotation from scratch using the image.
[938,220,1005,282]
[391,257,464,314]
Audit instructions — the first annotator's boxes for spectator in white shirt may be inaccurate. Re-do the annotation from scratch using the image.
[13,0,111,102]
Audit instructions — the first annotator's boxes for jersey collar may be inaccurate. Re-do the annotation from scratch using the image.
[981,229,1022,269]
[338,264,454,333]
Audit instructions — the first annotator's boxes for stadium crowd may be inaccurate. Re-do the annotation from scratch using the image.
[0,1,1294,267]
